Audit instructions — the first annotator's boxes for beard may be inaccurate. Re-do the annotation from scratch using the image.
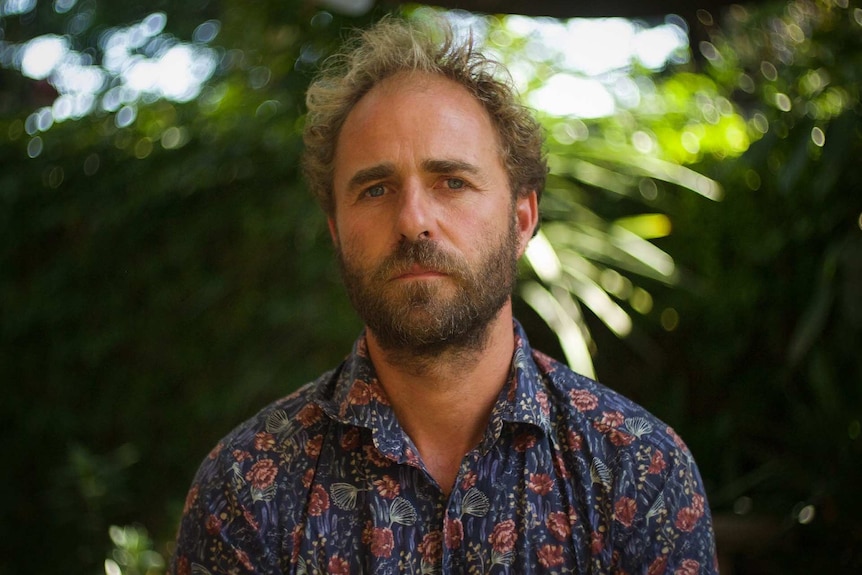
[336,216,520,358]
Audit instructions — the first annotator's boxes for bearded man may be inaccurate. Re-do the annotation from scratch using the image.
[172,16,718,574]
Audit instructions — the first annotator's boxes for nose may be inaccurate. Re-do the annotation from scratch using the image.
[395,179,433,240]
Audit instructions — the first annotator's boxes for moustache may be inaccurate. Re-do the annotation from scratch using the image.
[373,240,468,281]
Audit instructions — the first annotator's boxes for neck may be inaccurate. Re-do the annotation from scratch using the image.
[365,304,516,494]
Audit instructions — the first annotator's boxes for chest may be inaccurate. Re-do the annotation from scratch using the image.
[274,426,606,574]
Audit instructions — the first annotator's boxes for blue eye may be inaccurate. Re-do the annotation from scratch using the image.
[365,185,385,198]
[446,178,465,190]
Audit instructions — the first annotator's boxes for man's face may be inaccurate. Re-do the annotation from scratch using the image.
[329,72,537,354]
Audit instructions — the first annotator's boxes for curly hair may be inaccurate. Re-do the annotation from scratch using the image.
[301,15,547,218]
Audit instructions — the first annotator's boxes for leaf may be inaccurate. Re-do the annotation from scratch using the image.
[230,462,246,490]
[389,497,417,526]
[461,488,490,518]
[520,280,595,378]
[251,483,277,502]
[624,417,654,438]
[265,409,293,435]
[646,492,665,521]
[590,458,612,489]
[330,483,359,510]
[491,549,514,566]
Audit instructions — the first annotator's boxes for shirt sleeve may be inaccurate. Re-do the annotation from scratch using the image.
[617,436,719,575]
[169,444,285,575]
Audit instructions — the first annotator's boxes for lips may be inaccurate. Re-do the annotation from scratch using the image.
[394,264,445,279]
[374,239,463,284]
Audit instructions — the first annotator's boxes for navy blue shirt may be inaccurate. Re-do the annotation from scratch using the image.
[172,321,717,574]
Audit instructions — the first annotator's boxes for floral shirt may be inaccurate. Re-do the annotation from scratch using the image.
[172,321,717,574]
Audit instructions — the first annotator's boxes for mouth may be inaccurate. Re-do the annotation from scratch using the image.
[394,265,447,280]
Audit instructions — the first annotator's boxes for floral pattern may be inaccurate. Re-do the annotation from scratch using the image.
[171,321,717,574]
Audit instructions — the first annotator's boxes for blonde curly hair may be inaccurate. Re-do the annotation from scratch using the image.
[302,16,546,217]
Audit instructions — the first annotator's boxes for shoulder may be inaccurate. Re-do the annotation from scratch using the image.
[172,371,341,572]
[533,351,717,570]
[534,349,684,456]
[189,369,337,489]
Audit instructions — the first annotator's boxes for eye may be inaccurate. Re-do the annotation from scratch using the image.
[364,184,385,198]
[445,178,466,190]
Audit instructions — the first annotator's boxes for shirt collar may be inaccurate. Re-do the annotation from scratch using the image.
[314,320,554,456]
[481,321,555,449]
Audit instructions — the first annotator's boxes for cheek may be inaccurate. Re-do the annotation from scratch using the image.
[337,219,387,260]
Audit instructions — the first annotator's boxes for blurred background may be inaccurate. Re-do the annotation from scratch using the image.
[1,0,860,573]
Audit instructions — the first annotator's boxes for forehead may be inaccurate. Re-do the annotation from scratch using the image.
[333,71,504,178]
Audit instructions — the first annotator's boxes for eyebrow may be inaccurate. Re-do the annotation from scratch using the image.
[421,159,482,176]
[345,159,483,191]
[346,163,396,191]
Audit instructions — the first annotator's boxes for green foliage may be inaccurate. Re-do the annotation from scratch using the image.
[2,0,860,574]
[656,1,862,570]
[105,525,166,575]
[1,2,379,573]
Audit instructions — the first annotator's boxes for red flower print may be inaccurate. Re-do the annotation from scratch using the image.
[253,432,276,451]
[233,449,251,462]
[590,531,604,555]
[373,475,400,499]
[207,442,223,460]
[460,470,478,490]
[444,516,463,550]
[243,506,260,531]
[183,484,199,514]
[327,555,350,575]
[488,519,517,553]
[533,350,557,373]
[566,429,583,451]
[608,429,636,446]
[537,544,564,567]
[236,548,254,571]
[648,450,667,474]
[674,559,700,575]
[692,494,705,515]
[614,496,637,528]
[363,444,392,468]
[647,555,669,575]
[308,484,330,516]
[305,434,324,457]
[536,390,550,416]
[553,453,571,479]
[347,381,373,405]
[667,425,687,451]
[246,458,278,490]
[675,506,701,532]
[546,511,571,541]
[368,379,390,405]
[601,411,625,428]
[291,525,304,563]
[370,527,395,558]
[513,431,538,452]
[302,468,314,488]
[205,514,222,536]
[340,427,361,451]
[570,389,599,412]
[176,556,190,575]
[418,530,443,564]
[296,403,323,427]
[404,446,421,467]
[527,473,554,496]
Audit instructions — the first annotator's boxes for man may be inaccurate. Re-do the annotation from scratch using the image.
[172,16,717,574]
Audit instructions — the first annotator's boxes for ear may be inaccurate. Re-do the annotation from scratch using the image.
[515,190,539,257]
[327,216,339,246]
